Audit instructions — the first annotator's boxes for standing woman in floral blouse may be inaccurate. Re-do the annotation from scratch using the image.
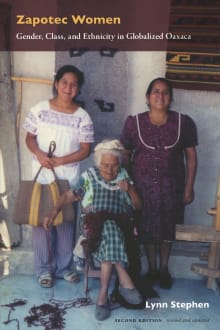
[121,77,198,288]
[23,65,94,288]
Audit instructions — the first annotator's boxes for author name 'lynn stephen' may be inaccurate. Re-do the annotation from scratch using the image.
[146,300,210,311]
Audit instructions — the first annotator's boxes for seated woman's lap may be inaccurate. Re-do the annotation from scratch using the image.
[93,220,128,265]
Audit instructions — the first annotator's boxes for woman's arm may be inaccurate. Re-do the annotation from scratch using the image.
[26,132,55,169]
[122,149,133,176]
[127,184,142,210]
[118,180,142,210]
[43,190,79,230]
[183,146,197,204]
[51,142,92,167]
[26,132,92,167]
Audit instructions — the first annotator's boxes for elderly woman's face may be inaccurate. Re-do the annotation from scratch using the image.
[99,154,119,181]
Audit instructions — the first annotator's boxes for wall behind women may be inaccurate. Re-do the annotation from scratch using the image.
[172,89,220,226]
[56,51,166,142]
[13,50,220,241]
[56,50,220,228]
[13,51,55,180]
[12,51,55,247]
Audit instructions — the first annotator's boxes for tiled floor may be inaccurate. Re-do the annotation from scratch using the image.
[0,274,219,330]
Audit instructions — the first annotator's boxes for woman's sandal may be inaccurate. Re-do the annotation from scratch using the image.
[64,271,80,283]
[38,274,53,288]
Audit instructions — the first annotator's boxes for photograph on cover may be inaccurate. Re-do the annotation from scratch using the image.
[0,0,220,329]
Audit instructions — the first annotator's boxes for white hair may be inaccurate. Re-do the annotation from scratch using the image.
[94,139,124,168]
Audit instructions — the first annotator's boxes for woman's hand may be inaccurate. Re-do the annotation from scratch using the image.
[183,187,194,205]
[50,156,64,167]
[133,226,138,237]
[36,150,56,169]
[118,180,130,192]
[118,180,142,210]
[43,208,59,230]
[26,132,55,169]
[43,216,54,231]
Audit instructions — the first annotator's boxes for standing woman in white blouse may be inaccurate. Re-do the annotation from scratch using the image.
[23,65,94,288]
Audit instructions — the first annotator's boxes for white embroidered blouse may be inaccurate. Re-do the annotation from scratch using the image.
[23,100,94,185]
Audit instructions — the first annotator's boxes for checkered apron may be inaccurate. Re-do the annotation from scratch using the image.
[87,168,130,263]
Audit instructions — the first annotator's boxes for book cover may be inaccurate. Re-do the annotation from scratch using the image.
[0,0,220,329]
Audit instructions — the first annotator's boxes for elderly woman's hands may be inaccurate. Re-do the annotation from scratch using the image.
[43,208,60,230]
[118,180,142,210]
[117,179,130,192]
[43,216,53,231]
[43,209,58,231]
[43,190,80,231]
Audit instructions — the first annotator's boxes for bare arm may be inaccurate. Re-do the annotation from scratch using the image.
[127,184,142,210]
[26,132,55,169]
[43,190,79,230]
[51,142,92,167]
[26,132,92,168]
[183,146,197,204]
[122,149,133,175]
[118,180,142,210]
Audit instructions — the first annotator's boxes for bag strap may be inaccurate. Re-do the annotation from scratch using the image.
[33,141,58,182]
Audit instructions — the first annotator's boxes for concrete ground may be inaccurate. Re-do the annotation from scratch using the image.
[0,241,220,330]
[0,271,220,330]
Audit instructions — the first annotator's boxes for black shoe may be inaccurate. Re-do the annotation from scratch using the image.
[95,301,111,321]
[159,270,173,289]
[119,287,142,305]
[145,270,159,285]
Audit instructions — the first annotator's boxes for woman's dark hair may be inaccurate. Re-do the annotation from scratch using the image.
[146,77,173,100]
[53,65,84,96]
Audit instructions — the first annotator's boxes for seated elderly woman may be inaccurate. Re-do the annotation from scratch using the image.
[43,139,142,321]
